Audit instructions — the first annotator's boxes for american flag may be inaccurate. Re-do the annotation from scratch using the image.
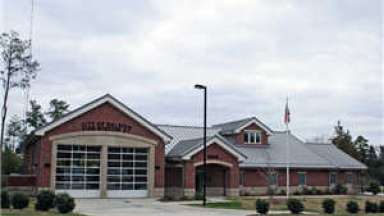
[284,99,290,125]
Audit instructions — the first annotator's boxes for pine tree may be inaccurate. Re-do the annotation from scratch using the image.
[379,146,384,160]
[0,31,39,153]
[46,99,69,121]
[6,115,25,151]
[26,100,46,129]
[367,146,378,162]
[331,121,359,160]
[354,135,369,162]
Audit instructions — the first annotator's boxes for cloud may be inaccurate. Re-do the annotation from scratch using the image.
[2,0,383,145]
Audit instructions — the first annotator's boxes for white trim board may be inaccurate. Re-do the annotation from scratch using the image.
[35,95,171,142]
[235,119,273,135]
[181,137,246,161]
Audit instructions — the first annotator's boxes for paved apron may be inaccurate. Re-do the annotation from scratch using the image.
[75,199,255,216]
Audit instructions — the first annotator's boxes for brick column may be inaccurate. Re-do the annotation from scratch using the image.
[227,165,240,196]
[183,161,195,198]
[100,145,108,198]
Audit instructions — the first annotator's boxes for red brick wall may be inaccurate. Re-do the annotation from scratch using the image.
[183,161,195,189]
[35,102,165,188]
[165,167,183,187]
[224,123,269,145]
[241,169,359,187]
[7,175,36,187]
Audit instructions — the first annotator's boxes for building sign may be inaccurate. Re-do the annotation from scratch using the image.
[81,121,132,133]
[208,154,219,159]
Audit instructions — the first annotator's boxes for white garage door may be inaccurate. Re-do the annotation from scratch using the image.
[55,144,101,198]
[107,147,148,198]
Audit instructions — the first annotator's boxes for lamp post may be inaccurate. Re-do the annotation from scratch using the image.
[194,84,207,206]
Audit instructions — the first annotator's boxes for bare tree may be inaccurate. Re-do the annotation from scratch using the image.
[257,148,277,200]
[0,31,39,156]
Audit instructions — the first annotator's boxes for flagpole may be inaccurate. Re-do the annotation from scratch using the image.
[285,97,290,199]
[286,122,290,199]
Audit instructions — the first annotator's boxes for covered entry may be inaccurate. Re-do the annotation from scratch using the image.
[195,164,229,196]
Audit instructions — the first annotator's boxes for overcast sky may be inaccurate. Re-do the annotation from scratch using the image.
[2,0,383,145]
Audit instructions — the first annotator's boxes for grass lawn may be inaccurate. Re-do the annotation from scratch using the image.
[1,200,86,216]
[189,195,384,215]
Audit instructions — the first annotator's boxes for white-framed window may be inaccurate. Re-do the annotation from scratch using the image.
[346,173,353,184]
[329,172,337,185]
[268,172,278,186]
[243,130,262,144]
[298,172,306,186]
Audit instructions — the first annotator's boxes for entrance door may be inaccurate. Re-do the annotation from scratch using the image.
[195,170,204,196]
[55,144,101,198]
[107,147,148,198]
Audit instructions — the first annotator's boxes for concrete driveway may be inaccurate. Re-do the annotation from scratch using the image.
[75,199,255,216]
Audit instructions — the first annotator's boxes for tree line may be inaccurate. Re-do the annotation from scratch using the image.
[5,99,70,152]
[332,121,384,185]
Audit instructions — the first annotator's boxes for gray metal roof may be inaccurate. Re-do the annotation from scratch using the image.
[236,132,337,169]
[158,122,366,170]
[305,142,367,169]
[167,135,246,159]
[167,137,208,157]
[212,117,273,134]
[157,125,220,154]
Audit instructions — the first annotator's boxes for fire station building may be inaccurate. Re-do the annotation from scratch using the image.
[23,94,366,198]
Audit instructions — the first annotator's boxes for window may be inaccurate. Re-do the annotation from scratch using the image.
[268,173,278,185]
[346,173,353,184]
[298,172,306,186]
[244,130,262,144]
[329,172,337,185]
[239,171,244,186]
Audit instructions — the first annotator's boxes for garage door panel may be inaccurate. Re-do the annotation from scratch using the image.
[107,147,148,198]
[55,144,101,198]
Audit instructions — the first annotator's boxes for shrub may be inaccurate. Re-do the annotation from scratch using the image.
[302,187,311,195]
[55,193,75,214]
[367,182,380,195]
[332,184,347,195]
[279,189,286,196]
[379,200,384,213]
[35,190,55,211]
[365,201,378,213]
[255,199,269,215]
[323,189,332,195]
[287,198,304,214]
[346,200,359,214]
[1,190,10,209]
[310,187,318,195]
[322,198,335,214]
[11,193,29,209]
[293,191,301,196]
[267,187,275,196]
